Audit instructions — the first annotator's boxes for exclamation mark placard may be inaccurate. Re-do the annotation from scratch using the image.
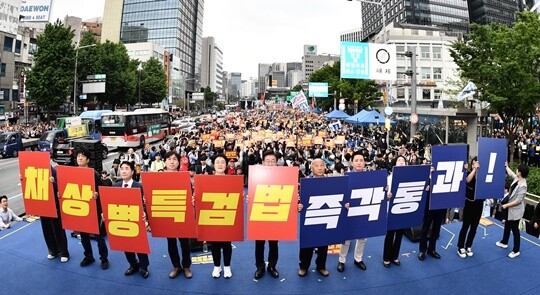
[485,153,497,183]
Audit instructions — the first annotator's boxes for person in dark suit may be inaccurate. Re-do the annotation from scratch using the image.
[162,151,194,279]
[195,156,214,175]
[74,147,109,270]
[418,166,446,261]
[253,150,280,280]
[114,160,151,278]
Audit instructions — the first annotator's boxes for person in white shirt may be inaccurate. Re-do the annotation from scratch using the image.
[0,195,25,230]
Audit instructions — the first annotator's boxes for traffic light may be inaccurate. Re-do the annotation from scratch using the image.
[405,70,414,76]
[404,51,413,58]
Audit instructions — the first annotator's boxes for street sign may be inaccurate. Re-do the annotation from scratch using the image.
[308,82,329,97]
[340,42,397,81]
[410,113,419,124]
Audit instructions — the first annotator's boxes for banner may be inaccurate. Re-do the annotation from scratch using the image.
[194,175,244,241]
[99,187,150,254]
[247,166,299,241]
[476,138,507,200]
[18,152,57,217]
[299,176,348,248]
[140,172,197,238]
[344,170,388,239]
[430,145,467,210]
[56,166,99,234]
[387,165,430,230]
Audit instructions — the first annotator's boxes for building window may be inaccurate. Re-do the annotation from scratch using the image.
[397,66,406,79]
[420,46,430,59]
[433,67,442,80]
[1,88,9,101]
[4,36,13,52]
[0,63,6,77]
[421,67,431,80]
[15,40,22,54]
[433,47,442,59]
[422,89,431,100]
[434,89,442,100]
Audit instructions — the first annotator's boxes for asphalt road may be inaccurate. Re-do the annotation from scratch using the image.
[0,150,120,216]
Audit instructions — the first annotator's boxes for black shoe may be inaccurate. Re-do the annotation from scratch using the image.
[354,260,367,270]
[337,262,345,272]
[391,260,401,266]
[418,252,426,261]
[267,266,279,278]
[80,257,95,267]
[140,269,149,279]
[428,250,441,259]
[383,261,390,268]
[125,266,139,276]
[101,259,109,270]
[254,268,265,279]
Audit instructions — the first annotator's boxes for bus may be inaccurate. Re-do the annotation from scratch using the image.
[101,108,171,148]
[56,110,113,140]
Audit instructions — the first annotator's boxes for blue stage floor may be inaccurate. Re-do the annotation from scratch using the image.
[1,217,539,295]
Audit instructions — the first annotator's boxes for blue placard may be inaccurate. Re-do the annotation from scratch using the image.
[430,145,467,210]
[308,82,329,98]
[387,165,431,230]
[340,42,370,79]
[344,170,388,239]
[299,176,349,248]
[476,137,507,200]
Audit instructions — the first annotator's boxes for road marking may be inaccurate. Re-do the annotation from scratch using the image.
[491,222,540,247]
[8,193,22,200]
[441,225,456,250]
[0,222,34,240]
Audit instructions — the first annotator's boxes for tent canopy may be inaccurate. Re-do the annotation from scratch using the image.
[344,110,370,124]
[325,110,350,119]
[345,110,396,126]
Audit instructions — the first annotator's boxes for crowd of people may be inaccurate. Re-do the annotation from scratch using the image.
[0,122,56,138]
[4,105,540,283]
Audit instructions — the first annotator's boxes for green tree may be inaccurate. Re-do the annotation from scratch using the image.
[450,11,540,162]
[309,61,380,111]
[139,57,167,105]
[98,41,137,109]
[203,86,218,107]
[26,20,75,114]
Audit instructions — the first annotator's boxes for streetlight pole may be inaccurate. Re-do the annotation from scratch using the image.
[347,0,386,44]
[184,78,198,116]
[137,63,142,108]
[73,44,96,115]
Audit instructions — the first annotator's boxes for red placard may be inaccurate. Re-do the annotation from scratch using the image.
[140,172,197,238]
[194,175,244,241]
[18,152,57,218]
[57,166,99,234]
[99,187,150,254]
[247,166,299,241]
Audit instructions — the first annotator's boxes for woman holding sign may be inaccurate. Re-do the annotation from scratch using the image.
[383,155,407,267]
[209,154,234,278]
[457,157,483,258]
[496,163,528,258]
[162,151,193,279]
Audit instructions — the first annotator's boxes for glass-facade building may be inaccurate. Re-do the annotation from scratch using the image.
[360,0,470,41]
[119,0,204,96]
[467,0,519,26]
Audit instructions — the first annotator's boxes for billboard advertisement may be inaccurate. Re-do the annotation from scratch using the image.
[20,0,52,22]
[308,82,329,98]
[340,42,397,81]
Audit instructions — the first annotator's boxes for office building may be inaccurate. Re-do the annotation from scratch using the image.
[101,0,204,98]
[201,36,223,94]
[467,0,519,26]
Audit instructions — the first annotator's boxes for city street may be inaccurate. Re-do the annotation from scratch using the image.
[0,150,119,217]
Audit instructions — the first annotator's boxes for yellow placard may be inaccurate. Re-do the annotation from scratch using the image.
[67,125,88,138]
[213,140,225,148]
[313,137,324,145]
[318,131,327,137]
[286,140,295,148]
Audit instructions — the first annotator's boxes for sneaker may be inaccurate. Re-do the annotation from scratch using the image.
[223,266,232,278]
[47,254,57,260]
[496,241,508,249]
[60,257,69,263]
[508,251,520,258]
[466,247,473,257]
[212,266,221,278]
[457,248,466,258]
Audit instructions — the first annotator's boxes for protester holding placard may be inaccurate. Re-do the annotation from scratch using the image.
[383,155,406,267]
[337,150,368,273]
[457,157,484,258]
[162,151,193,279]
[253,151,280,280]
[209,154,234,278]
[114,161,150,278]
[298,158,331,277]
[418,166,446,261]
[75,147,109,270]
[496,163,528,258]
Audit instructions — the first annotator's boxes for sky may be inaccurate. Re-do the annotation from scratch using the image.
[48,0,364,78]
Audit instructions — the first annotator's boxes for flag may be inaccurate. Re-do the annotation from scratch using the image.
[388,92,397,105]
[438,97,444,109]
[311,96,315,109]
[456,81,477,101]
